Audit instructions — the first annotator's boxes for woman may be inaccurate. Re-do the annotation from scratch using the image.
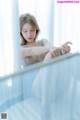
[20,13,71,67]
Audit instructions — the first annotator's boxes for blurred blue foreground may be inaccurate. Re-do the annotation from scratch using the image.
[0,53,80,120]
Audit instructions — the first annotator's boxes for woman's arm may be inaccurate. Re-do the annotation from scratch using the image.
[44,41,72,61]
[21,39,51,58]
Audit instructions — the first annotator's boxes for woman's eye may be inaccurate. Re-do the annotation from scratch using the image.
[31,29,35,32]
[24,31,27,33]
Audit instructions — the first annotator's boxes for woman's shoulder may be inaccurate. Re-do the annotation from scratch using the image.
[37,39,43,46]
[37,38,49,46]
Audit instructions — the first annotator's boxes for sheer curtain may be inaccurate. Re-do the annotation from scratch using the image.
[0,0,20,76]
[54,1,80,52]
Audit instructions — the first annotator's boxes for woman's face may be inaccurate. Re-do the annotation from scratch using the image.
[21,23,36,43]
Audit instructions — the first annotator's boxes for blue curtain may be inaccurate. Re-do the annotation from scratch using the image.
[54,1,80,52]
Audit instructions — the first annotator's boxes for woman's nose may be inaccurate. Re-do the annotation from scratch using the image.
[27,31,31,37]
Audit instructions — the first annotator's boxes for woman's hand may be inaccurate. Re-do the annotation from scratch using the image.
[60,42,72,55]
[44,48,62,61]
[43,41,72,61]
[46,41,72,58]
[50,48,61,57]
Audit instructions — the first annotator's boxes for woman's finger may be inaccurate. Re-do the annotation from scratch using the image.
[62,46,70,52]
[62,41,72,47]
[52,48,61,57]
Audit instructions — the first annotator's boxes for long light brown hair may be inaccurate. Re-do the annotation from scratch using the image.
[20,13,40,45]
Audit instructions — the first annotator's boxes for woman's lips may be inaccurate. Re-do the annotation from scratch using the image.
[28,38,32,39]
